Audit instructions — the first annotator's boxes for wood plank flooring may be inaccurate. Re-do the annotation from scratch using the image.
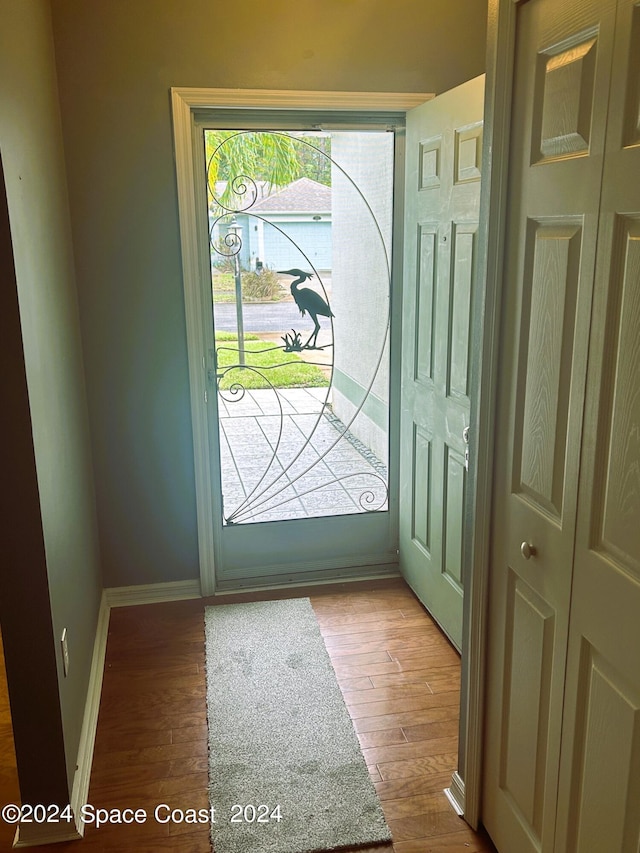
[0,578,496,852]
[0,631,20,852]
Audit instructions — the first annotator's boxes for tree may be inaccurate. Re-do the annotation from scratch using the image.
[206,130,333,274]
[205,131,332,212]
[295,135,332,186]
[205,130,302,211]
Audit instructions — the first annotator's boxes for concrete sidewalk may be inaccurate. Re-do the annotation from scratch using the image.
[217,387,387,524]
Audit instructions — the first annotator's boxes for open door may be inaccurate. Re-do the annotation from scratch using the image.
[399,76,485,650]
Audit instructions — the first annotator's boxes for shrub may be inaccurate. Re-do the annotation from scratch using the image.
[241,267,283,301]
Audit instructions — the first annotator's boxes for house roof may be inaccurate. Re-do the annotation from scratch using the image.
[249,177,331,213]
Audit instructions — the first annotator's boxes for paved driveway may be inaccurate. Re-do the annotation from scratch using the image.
[213,301,315,333]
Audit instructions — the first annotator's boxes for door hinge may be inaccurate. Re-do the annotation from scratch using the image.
[463,425,470,472]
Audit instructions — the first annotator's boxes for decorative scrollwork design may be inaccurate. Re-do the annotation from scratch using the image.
[332,472,389,513]
[207,129,392,525]
[206,130,261,214]
[211,222,243,258]
[209,173,258,214]
[358,489,384,512]
[218,379,246,404]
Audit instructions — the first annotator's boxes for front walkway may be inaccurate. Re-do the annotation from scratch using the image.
[217,387,387,524]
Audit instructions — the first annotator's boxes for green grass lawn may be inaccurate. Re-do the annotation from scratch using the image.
[211,273,241,303]
[215,333,329,390]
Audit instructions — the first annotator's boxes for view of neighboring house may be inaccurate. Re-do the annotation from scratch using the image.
[212,177,332,272]
[210,146,392,469]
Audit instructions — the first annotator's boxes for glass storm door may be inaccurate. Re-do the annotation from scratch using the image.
[198,120,401,589]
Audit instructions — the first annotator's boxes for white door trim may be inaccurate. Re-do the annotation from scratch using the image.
[171,88,219,598]
[457,0,521,830]
[171,87,432,114]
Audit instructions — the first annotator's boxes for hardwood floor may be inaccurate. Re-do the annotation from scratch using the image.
[0,631,20,852]
[0,578,496,852]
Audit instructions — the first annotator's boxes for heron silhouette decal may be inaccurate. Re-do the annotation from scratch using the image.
[278,269,334,350]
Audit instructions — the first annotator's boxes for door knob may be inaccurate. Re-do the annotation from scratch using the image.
[520,541,536,560]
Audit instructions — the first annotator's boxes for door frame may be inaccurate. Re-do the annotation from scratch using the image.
[458,0,522,829]
[196,113,403,588]
[170,75,506,828]
[171,86,430,597]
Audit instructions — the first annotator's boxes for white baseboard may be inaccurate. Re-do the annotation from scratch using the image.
[15,580,202,847]
[445,770,466,817]
[69,591,111,838]
[14,593,111,847]
[104,578,202,608]
[13,580,202,846]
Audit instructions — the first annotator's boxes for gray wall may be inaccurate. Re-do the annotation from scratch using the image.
[0,0,102,796]
[49,0,487,587]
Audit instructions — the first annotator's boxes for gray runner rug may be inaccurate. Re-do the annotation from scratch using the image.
[204,598,392,853]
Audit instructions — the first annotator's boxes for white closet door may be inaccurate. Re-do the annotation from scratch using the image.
[482,0,617,849]
[554,1,640,849]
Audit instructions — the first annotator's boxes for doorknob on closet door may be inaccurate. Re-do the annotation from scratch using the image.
[520,541,536,560]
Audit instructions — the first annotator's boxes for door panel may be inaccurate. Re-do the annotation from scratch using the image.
[559,640,640,852]
[483,0,616,849]
[554,3,640,847]
[500,572,555,838]
[515,219,582,520]
[414,225,437,383]
[449,222,477,399]
[400,75,485,651]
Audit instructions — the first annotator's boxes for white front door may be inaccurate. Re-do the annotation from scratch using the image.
[399,75,485,650]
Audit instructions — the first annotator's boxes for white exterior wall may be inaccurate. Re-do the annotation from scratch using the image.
[331,133,394,465]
